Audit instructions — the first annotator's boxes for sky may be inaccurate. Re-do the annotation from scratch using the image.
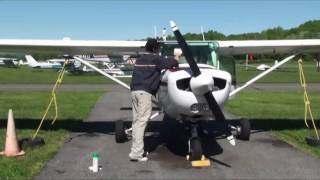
[0,0,319,40]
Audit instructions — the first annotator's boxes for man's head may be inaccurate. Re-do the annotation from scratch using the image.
[145,38,160,53]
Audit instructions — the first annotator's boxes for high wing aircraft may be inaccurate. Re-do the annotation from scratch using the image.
[0,21,320,160]
[26,54,129,76]
[81,54,111,62]
[79,55,130,76]
[81,64,127,77]
[25,55,62,69]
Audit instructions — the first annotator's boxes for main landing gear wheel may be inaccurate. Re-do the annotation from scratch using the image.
[115,120,127,143]
[236,119,251,141]
[189,138,203,161]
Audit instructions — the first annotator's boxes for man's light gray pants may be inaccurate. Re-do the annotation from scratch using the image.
[129,90,152,159]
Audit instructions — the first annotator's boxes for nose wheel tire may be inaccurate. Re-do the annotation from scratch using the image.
[115,120,127,143]
[236,119,251,141]
[189,138,203,161]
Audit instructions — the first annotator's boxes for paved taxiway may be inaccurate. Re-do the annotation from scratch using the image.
[34,89,320,179]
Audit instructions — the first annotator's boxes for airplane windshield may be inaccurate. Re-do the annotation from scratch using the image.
[161,43,212,65]
[161,42,236,85]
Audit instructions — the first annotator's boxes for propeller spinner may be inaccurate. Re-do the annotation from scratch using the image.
[170,21,235,146]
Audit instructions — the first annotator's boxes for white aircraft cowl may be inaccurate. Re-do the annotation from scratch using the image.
[190,73,214,95]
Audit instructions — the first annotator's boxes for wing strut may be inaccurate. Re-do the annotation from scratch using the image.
[73,56,130,90]
[73,56,161,106]
[229,54,298,97]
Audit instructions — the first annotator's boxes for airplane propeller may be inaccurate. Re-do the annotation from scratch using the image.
[170,21,235,146]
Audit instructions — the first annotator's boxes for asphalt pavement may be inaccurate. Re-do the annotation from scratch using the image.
[34,90,320,179]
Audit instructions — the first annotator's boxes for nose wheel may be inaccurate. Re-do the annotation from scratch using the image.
[187,123,203,161]
[188,138,203,161]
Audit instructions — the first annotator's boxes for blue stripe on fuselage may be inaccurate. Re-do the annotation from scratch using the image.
[52,65,61,69]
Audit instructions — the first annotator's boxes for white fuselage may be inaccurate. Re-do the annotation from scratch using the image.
[25,55,62,69]
[158,63,232,121]
[30,62,62,69]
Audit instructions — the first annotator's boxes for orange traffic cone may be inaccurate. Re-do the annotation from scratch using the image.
[0,109,25,157]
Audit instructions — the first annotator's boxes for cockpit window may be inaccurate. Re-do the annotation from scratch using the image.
[161,43,212,65]
[160,42,236,85]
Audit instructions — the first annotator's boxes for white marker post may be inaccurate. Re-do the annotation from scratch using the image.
[89,152,100,173]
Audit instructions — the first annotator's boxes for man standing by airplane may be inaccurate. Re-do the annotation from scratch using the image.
[129,38,182,162]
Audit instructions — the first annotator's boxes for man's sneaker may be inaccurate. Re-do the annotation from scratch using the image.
[130,156,148,162]
[130,152,149,162]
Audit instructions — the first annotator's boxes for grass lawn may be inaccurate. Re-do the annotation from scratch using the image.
[225,90,320,158]
[0,91,104,179]
[0,66,131,84]
[0,129,68,179]
[236,60,320,83]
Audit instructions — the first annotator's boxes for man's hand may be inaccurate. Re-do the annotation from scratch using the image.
[174,48,183,60]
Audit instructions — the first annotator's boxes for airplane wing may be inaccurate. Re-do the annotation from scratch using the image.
[216,39,320,55]
[0,39,147,55]
[1,39,320,56]
[163,39,320,55]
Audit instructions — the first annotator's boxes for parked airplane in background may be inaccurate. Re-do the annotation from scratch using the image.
[82,54,133,77]
[25,55,62,69]
[25,54,130,76]
[242,60,280,71]
[81,65,127,76]
[80,54,111,63]
[1,21,320,161]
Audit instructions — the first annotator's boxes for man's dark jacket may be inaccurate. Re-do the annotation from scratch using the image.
[130,54,178,95]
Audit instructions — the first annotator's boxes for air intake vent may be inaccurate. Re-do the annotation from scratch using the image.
[176,77,227,91]
[176,78,191,91]
[213,78,226,90]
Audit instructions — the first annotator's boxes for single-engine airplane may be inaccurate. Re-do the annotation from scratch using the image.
[0,21,320,160]
[25,54,129,76]
[25,55,62,69]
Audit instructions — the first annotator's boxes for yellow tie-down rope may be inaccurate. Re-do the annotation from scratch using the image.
[298,59,319,140]
[32,59,69,140]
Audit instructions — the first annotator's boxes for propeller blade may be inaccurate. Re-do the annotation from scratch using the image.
[170,21,201,77]
[204,92,235,146]
[170,20,235,146]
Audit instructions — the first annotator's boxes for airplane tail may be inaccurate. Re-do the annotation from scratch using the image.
[25,55,39,67]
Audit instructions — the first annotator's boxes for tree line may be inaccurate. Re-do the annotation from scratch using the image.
[164,20,320,61]
[166,20,320,41]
